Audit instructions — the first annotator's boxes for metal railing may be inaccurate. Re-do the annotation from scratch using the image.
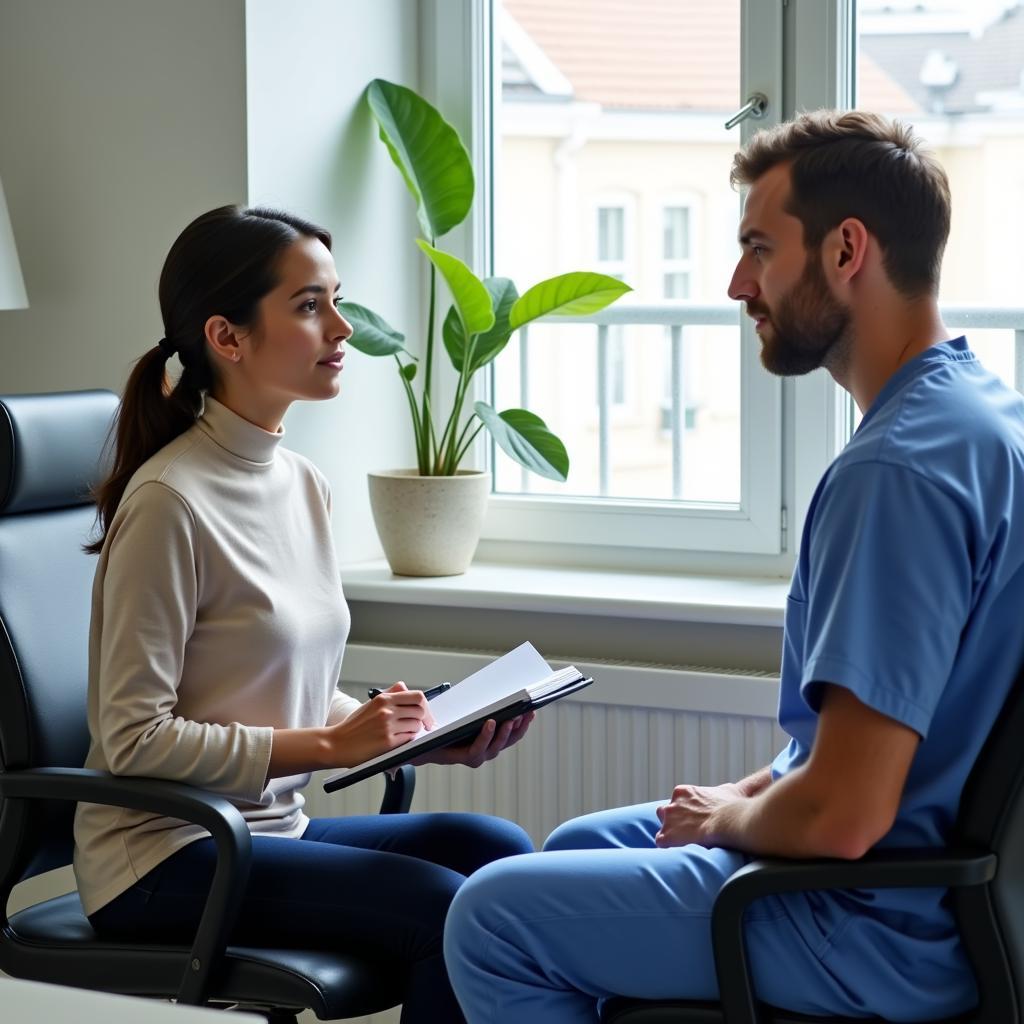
[512,302,1024,498]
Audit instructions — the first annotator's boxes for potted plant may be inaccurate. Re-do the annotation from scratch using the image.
[341,79,630,576]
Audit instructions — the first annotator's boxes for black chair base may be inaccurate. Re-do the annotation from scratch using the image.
[4,893,408,1021]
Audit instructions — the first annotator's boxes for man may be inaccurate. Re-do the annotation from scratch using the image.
[442,110,1024,1022]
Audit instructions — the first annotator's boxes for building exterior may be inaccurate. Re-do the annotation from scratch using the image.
[491,0,1024,502]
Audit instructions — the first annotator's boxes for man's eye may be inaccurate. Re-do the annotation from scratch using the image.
[752,246,767,258]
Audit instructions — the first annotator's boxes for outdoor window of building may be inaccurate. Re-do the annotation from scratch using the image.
[661,204,692,300]
[596,203,629,408]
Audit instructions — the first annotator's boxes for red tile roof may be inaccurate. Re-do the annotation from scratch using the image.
[503,0,918,114]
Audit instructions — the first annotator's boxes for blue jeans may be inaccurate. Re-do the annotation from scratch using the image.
[89,812,533,1024]
[443,802,976,1023]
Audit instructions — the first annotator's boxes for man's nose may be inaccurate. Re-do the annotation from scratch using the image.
[727,262,758,303]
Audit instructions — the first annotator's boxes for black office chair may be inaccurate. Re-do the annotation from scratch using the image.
[602,668,1024,1022]
[0,389,416,1022]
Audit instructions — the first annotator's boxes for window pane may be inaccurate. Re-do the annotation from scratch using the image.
[598,207,625,262]
[856,0,1024,392]
[493,323,740,502]
[663,272,690,298]
[493,0,744,503]
[663,206,691,260]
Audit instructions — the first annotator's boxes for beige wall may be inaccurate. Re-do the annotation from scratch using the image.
[0,0,423,564]
[0,0,248,394]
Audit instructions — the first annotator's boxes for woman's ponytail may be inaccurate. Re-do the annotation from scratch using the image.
[85,204,331,554]
[85,341,203,554]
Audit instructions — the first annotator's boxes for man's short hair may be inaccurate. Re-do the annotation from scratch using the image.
[731,110,951,298]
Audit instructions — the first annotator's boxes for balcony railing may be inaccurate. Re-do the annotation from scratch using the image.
[510,302,1024,498]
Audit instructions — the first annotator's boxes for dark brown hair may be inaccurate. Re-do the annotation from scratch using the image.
[87,205,332,554]
[730,109,951,298]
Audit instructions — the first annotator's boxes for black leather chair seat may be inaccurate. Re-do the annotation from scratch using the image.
[6,892,408,1019]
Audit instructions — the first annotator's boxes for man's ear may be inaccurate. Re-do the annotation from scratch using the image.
[826,217,869,286]
[205,315,243,365]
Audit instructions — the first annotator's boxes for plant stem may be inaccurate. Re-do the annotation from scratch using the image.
[434,356,468,473]
[424,391,440,470]
[396,355,426,474]
[420,262,436,470]
[449,417,484,473]
[436,370,469,474]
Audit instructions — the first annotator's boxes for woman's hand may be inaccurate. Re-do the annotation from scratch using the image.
[326,682,435,768]
[412,711,535,769]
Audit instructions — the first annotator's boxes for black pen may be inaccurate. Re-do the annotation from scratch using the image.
[367,682,452,701]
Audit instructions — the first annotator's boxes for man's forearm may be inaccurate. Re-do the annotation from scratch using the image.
[734,765,773,798]
[706,767,872,860]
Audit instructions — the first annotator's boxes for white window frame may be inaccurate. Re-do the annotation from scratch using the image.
[424,0,853,570]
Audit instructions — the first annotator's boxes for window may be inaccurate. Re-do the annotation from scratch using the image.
[595,202,632,410]
[853,0,1024,405]
[661,204,693,300]
[427,1,1024,567]
[479,0,785,558]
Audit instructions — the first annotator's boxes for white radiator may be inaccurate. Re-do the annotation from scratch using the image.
[299,643,784,1024]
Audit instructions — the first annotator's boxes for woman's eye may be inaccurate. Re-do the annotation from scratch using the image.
[302,299,317,312]
[333,296,345,310]
[752,246,767,259]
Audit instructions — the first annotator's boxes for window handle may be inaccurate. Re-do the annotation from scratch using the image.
[724,93,769,131]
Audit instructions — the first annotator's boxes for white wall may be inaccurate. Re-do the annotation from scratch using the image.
[0,0,248,393]
[245,0,422,563]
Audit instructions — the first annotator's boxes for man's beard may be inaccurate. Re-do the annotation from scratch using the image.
[750,254,852,377]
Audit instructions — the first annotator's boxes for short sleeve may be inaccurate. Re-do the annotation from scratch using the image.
[801,461,972,738]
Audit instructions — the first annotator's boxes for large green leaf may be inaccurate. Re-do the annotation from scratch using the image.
[337,301,410,357]
[509,272,632,330]
[417,241,495,337]
[443,277,519,375]
[366,79,473,241]
[474,402,569,482]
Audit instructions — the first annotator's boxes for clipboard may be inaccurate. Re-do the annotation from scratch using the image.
[323,671,594,792]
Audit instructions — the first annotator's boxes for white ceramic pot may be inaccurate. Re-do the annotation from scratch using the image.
[368,469,490,577]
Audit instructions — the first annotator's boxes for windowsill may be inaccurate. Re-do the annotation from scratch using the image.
[341,559,788,628]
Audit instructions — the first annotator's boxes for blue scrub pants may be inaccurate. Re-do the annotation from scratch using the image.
[89,812,533,1024]
[444,801,879,1023]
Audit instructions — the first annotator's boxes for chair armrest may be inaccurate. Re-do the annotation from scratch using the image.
[0,766,251,1007]
[380,765,416,814]
[711,847,997,1024]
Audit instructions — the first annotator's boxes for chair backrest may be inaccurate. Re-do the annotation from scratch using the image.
[0,390,119,884]
[952,653,1024,1018]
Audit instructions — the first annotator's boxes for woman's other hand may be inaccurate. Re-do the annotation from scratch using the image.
[413,710,535,769]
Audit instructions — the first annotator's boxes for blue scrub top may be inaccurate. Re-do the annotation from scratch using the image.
[772,338,1024,1017]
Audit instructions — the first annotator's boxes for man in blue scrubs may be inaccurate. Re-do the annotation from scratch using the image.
[443,110,1024,1021]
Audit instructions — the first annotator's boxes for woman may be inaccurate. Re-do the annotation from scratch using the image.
[73,205,534,1023]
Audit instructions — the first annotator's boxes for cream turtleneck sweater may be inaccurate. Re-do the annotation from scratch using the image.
[73,397,359,916]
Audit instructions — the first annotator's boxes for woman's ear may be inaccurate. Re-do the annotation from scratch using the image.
[205,315,242,365]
